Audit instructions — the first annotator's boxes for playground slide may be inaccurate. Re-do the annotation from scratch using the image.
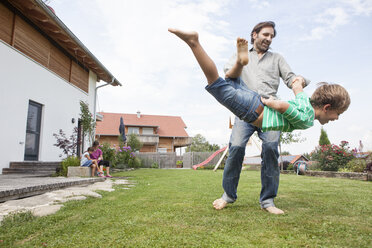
[192,146,228,170]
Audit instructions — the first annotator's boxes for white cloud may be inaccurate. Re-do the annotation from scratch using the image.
[301,0,372,41]
[86,0,235,146]
[301,7,349,40]
[344,0,372,15]
[248,0,270,9]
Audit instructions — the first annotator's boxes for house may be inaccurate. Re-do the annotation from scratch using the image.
[95,112,192,153]
[0,0,121,174]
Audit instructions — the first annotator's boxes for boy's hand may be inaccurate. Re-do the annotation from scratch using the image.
[261,96,275,106]
[291,76,305,88]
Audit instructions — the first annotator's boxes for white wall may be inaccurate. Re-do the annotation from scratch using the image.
[0,41,97,173]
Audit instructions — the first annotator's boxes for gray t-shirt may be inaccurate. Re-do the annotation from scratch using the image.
[224,49,310,98]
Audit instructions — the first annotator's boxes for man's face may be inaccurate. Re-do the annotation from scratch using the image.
[253,26,275,53]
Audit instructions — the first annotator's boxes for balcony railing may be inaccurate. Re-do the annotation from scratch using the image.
[137,135,159,145]
[173,137,192,146]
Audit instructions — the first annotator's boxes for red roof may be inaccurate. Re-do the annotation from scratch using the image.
[96,112,189,137]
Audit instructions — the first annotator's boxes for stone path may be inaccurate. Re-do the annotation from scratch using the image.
[0,174,106,203]
[0,175,135,222]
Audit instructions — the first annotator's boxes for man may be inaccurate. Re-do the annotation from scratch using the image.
[213,21,309,214]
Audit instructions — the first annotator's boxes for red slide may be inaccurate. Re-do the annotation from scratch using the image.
[192,146,228,170]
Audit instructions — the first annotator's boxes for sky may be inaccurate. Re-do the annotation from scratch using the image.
[48,0,372,156]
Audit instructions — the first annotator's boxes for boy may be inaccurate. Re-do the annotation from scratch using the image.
[81,147,104,177]
[168,28,350,131]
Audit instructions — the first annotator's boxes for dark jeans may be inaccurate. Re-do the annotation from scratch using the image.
[98,160,110,167]
[222,117,280,209]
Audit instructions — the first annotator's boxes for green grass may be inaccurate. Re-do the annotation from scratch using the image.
[1,169,371,247]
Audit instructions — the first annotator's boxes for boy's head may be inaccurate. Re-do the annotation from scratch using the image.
[311,82,350,125]
[92,140,99,148]
[87,147,94,154]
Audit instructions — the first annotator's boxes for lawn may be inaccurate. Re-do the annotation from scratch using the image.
[1,169,371,247]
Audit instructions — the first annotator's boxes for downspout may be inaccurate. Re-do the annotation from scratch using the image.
[93,77,116,139]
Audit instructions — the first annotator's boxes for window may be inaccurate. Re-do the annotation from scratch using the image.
[157,148,167,153]
[128,127,139,134]
[142,128,153,135]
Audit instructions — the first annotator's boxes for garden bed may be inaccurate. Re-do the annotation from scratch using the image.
[282,170,371,181]
[305,170,370,181]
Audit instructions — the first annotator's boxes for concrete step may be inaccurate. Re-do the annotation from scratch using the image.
[2,168,58,175]
[9,164,60,169]
[9,162,61,168]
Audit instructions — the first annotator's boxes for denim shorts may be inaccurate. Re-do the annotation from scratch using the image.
[205,77,263,123]
[81,160,93,167]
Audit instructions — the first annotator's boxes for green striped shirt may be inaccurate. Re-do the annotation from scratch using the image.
[262,92,314,132]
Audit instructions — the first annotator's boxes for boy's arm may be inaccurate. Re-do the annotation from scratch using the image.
[261,96,290,114]
[291,78,304,96]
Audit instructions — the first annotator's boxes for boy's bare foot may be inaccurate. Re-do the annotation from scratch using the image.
[237,37,249,66]
[168,28,199,48]
[213,198,228,210]
[263,206,284,215]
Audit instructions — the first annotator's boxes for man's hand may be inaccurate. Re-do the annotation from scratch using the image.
[291,76,305,88]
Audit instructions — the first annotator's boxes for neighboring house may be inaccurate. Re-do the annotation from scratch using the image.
[95,112,192,153]
[244,155,309,166]
[0,0,121,173]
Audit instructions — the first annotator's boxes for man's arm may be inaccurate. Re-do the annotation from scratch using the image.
[278,54,310,88]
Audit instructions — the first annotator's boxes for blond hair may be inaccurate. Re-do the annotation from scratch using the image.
[310,82,350,113]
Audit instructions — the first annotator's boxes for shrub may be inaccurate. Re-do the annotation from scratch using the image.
[59,156,80,176]
[128,157,142,168]
[99,143,116,166]
[53,128,77,158]
[311,141,354,171]
[127,133,143,152]
[151,162,159,169]
[287,163,294,171]
[342,158,367,172]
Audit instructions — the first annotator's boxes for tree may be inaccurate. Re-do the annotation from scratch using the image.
[279,132,305,170]
[319,127,331,145]
[79,101,96,145]
[127,133,143,152]
[186,134,220,152]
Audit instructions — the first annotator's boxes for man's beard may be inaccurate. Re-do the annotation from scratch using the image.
[256,40,270,53]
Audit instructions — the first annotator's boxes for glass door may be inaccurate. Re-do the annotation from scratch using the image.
[24,101,42,161]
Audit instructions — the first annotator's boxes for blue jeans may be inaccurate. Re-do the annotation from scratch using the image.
[205,77,263,123]
[222,116,280,209]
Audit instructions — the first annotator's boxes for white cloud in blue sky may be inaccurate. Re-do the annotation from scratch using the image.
[51,0,372,154]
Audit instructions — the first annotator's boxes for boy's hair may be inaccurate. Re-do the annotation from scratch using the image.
[250,21,277,44]
[310,82,350,113]
[92,140,99,147]
[87,147,94,152]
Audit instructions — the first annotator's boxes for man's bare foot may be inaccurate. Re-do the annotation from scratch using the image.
[237,37,249,66]
[213,198,228,210]
[263,206,284,215]
[168,28,199,48]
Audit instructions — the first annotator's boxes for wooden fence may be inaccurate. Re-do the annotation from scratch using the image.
[136,152,225,169]
[183,152,225,169]
[136,152,177,168]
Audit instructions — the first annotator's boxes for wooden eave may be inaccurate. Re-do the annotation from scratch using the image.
[6,0,121,86]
